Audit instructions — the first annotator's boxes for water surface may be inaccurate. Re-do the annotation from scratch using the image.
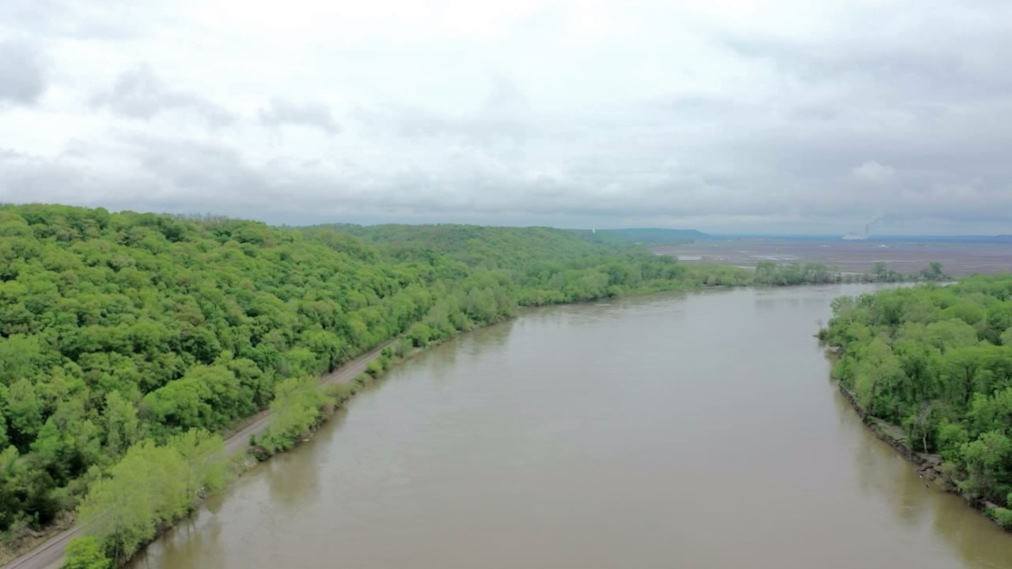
[133,285,1012,569]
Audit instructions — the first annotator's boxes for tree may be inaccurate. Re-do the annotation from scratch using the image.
[873,261,888,279]
[853,338,905,418]
[0,410,8,449]
[168,429,226,499]
[77,440,188,563]
[31,399,102,485]
[924,319,978,351]
[102,391,139,456]
[825,275,1012,509]
[0,203,748,531]
[921,261,945,281]
[6,378,43,451]
[960,431,1012,500]
[260,376,329,453]
[304,330,343,372]
[63,536,111,569]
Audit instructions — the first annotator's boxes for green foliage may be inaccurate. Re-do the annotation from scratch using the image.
[988,506,1012,530]
[102,392,139,457]
[754,261,839,286]
[959,431,1012,500]
[753,259,933,286]
[921,261,948,282]
[324,382,357,405]
[259,376,331,454]
[62,535,111,569]
[365,360,383,377]
[0,204,745,531]
[5,379,43,451]
[0,411,7,449]
[1,445,60,531]
[75,431,224,564]
[824,275,1012,509]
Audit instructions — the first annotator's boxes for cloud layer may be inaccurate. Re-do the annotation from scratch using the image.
[0,40,46,104]
[1,0,1010,234]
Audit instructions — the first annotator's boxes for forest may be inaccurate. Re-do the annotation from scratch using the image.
[0,204,752,565]
[822,276,1012,527]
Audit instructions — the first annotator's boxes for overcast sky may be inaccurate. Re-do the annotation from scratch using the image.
[2,0,1011,234]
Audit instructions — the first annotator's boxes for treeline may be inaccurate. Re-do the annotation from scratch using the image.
[333,223,751,303]
[821,276,1012,527]
[753,260,947,286]
[72,430,226,566]
[0,205,749,563]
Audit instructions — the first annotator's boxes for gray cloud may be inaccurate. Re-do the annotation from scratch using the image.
[4,124,1009,232]
[0,41,46,104]
[353,78,536,142]
[259,98,340,134]
[1,0,1010,235]
[851,161,895,185]
[720,4,1012,105]
[92,65,236,126]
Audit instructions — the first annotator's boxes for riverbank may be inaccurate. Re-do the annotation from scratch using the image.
[11,281,958,569]
[8,280,713,569]
[820,275,1012,534]
[3,343,397,569]
[834,381,1007,530]
[111,283,1012,569]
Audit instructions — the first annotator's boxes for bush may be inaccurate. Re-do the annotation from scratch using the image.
[325,382,357,405]
[988,506,1012,530]
[394,337,413,357]
[259,377,331,453]
[75,431,225,563]
[405,322,429,347]
[62,535,111,569]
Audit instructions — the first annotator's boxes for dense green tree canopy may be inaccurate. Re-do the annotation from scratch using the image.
[823,276,1012,523]
[0,204,749,540]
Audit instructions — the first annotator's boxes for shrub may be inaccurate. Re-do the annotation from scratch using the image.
[259,377,330,453]
[325,382,357,404]
[394,337,412,357]
[62,535,111,569]
[365,360,383,377]
[987,506,1012,530]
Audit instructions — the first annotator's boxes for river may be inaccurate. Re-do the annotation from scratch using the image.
[130,285,1012,569]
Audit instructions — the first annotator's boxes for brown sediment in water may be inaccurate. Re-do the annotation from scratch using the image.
[130,285,1012,569]
[834,381,1006,527]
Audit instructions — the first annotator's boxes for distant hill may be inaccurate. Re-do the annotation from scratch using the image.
[591,228,710,244]
[700,233,1012,243]
[866,234,1012,243]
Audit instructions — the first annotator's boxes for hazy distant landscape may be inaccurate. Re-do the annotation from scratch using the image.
[652,236,1012,275]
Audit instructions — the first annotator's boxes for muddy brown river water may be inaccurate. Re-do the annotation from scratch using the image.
[130,285,1012,569]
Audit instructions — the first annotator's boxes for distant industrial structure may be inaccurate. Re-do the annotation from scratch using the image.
[842,217,884,240]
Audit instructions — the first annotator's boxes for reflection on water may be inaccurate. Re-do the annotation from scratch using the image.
[131,285,1012,569]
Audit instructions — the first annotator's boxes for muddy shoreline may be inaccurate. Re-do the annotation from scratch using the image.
[834,381,1006,529]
